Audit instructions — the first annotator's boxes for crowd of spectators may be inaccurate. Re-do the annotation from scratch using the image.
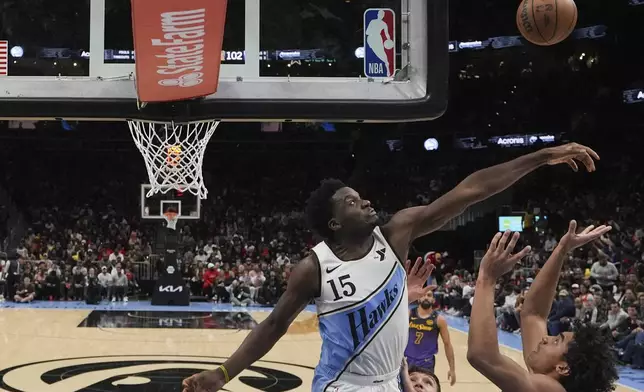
[0,145,456,308]
[433,145,644,369]
[436,229,644,369]
[1,136,644,371]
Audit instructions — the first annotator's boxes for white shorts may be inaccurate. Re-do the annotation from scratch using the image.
[324,377,402,392]
[321,370,402,392]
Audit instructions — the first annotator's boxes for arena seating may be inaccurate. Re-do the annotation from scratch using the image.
[1,128,644,367]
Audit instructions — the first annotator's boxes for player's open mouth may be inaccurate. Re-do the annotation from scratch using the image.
[368,208,376,216]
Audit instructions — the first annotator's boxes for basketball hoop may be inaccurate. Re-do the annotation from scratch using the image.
[163,211,179,231]
[128,120,220,199]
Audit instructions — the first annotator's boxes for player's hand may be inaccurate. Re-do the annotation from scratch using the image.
[401,357,409,373]
[182,369,226,392]
[404,257,436,303]
[399,358,415,392]
[479,231,531,280]
[545,142,599,172]
[448,369,456,386]
[558,220,612,253]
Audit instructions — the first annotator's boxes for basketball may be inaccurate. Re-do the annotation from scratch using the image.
[2,1,636,392]
[516,0,578,46]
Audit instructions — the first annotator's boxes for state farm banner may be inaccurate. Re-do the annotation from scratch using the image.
[131,0,227,103]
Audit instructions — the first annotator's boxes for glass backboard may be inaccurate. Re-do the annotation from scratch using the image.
[141,184,201,220]
[0,0,448,122]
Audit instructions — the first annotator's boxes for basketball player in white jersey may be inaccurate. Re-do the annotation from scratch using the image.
[182,142,600,392]
[365,10,393,76]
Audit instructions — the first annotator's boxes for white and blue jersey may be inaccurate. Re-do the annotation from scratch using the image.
[312,226,408,392]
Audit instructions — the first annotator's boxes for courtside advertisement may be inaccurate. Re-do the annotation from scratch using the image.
[364,8,396,78]
[131,0,227,102]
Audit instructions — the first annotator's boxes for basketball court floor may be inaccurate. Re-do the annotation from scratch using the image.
[0,301,641,392]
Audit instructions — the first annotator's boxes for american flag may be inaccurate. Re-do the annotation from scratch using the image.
[0,41,7,76]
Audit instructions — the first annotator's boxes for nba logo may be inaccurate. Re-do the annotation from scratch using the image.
[364,8,396,78]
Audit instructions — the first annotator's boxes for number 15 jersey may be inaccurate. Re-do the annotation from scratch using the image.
[311,226,409,391]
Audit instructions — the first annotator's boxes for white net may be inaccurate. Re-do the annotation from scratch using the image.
[163,212,179,231]
[128,120,220,199]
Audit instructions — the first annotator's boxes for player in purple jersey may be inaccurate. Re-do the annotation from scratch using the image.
[405,290,456,386]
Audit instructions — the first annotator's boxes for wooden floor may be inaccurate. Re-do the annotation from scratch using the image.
[0,308,635,392]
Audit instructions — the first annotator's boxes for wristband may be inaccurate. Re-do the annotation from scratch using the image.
[218,365,230,383]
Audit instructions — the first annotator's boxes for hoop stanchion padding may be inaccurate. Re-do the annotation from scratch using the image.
[128,120,220,199]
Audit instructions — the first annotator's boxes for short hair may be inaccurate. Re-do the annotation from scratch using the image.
[560,323,618,392]
[408,365,441,392]
[305,179,346,239]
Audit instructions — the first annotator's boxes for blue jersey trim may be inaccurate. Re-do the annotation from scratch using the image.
[314,265,407,391]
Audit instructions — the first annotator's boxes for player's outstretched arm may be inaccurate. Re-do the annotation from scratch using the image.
[382,143,599,255]
[181,255,320,392]
[520,220,610,367]
[437,315,457,386]
[467,231,549,392]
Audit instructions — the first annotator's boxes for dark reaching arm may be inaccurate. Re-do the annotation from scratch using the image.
[437,316,456,385]
[383,143,599,260]
[383,144,599,260]
[383,149,553,256]
[218,255,319,380]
